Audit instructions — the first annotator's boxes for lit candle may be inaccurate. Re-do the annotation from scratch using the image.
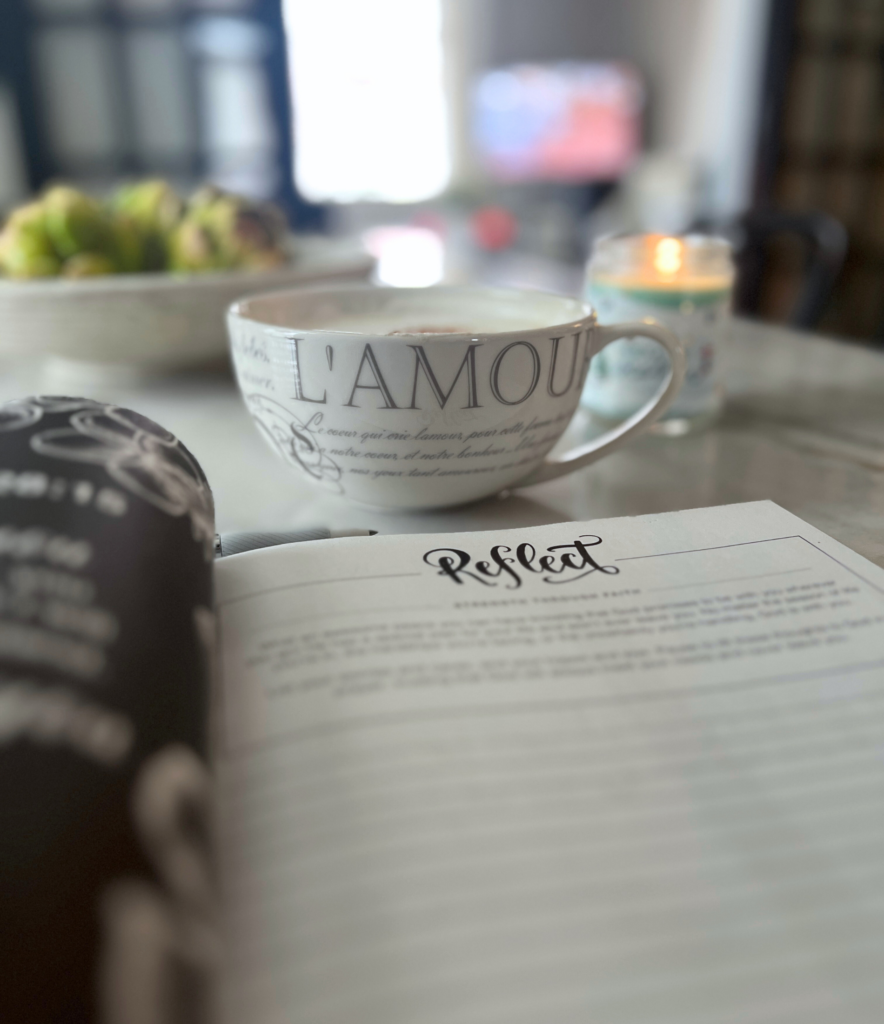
[581,233,735,433]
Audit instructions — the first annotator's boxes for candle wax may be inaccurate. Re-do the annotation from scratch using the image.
[592,271,734,308]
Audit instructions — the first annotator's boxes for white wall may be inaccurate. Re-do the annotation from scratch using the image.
[451,0,771,219]
[629,0,770,219]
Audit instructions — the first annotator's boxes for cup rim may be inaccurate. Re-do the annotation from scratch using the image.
[227,283,596,341]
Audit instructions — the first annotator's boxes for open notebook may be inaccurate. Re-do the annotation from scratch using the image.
[2,399,884,1024]
[214,500,884,1024]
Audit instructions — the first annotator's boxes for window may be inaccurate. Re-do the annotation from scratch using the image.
[284,0,451,204]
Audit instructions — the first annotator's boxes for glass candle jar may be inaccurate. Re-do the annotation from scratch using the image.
[581,233,735,434]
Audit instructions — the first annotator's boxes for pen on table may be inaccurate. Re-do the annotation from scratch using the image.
[214,528,377,558]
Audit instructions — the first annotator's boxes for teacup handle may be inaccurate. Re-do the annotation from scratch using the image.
[516,319,686,487]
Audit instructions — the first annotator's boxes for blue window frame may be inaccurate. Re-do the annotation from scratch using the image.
[0,0,323,228]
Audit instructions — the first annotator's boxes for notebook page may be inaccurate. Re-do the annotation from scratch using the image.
[214,501,884,1024]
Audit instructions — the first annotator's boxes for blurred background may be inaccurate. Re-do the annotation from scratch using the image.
[0,0,882,339]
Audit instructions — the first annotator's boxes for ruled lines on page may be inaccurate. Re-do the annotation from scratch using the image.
[214,502,884,1024]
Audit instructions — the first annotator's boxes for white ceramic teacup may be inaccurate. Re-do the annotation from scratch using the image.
[227,285,685,510]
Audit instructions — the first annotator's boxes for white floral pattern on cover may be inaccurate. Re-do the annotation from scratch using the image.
[31,404,215,560]
[0,396,104,433]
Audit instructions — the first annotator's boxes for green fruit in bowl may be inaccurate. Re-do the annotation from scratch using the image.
[43,186,112,259]
[222,205,287,266]
[0,202,62,278]
[189,195,242,268]
[167,220,219,272]
[63,252,118,278]
[0,179,289,279]
[111,179,185,270]
[168,190,288,273]
[111,179,184,234]
[110,213,144,273]
[184,187,287,269]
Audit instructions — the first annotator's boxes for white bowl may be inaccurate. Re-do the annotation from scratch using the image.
[0,235,374,372]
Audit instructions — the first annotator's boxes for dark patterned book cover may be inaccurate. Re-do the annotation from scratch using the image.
[0,398,217,1024]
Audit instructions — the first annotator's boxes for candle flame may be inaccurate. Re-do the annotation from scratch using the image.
[653,237,683,276]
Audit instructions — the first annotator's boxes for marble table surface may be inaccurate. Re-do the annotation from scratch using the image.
[3,318,883,569]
